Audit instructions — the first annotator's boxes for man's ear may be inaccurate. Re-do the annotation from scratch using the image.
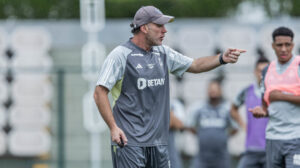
[140,25,148,33]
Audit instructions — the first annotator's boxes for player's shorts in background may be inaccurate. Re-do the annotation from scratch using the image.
[237,151,266,168]
[111,145,170,168]
[266,138,300,168]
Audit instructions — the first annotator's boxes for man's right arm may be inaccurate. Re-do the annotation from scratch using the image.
[187,48,246,73]
[249,66,269,118]
[230,104,246,131]
[164,46,245,77]
[249,100,268,118]
[230,88,247,131]
[170,111,184,130]
[93,85,128,146]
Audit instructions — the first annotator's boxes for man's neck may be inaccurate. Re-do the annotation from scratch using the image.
[278,55,293,65]
[131,35,151,51]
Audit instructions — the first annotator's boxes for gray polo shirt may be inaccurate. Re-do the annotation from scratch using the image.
[97,40,193,146]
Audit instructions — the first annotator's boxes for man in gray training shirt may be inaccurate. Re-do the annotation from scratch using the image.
[94,5,245,168]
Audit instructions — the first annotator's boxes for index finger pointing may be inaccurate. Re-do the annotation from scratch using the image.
[228,48,236,52]
[237,49,247,53]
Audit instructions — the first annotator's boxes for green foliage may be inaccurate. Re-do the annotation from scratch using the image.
[291,0,300,16]
[0,0,80,19]
[0,0,299,19]
[105,0,242,18]
[248,0,294,17]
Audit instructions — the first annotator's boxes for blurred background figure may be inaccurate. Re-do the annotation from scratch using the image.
[231,53,270,168]
[187,76,238,168]
[169,98,185,168]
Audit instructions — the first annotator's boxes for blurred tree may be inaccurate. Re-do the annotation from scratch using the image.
[0,0,80,19]
[0,0,299,19]
[250,0,293,17]
[105,0,242,18]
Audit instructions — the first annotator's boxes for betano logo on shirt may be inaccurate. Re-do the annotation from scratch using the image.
[137,78,165,90]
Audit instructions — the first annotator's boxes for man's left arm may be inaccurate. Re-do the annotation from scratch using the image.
[269,62,300,105]
[170,111,184,130]
[187,48,246,73]
[249,66,269,118]
[269,90,300,105]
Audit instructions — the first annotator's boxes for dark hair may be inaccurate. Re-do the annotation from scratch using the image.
[210,72,225,86]
[255,55,269,67]
[130,23,141,34]
[272,27,294,42]
[255,48,269,67]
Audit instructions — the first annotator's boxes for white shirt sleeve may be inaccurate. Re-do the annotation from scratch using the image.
[96,46,129,90]
[223,102,239,130]
[162,45,193,77]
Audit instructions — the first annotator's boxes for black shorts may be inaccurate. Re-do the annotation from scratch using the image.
[237,151,266,168]
[266,139,300,168]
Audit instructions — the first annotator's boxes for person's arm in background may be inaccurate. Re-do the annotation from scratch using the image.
[170,111,184,130]
[225,103,238,136]
[231,105,246,132]
[229,126,238,136]
[94,86,128,146]
[250,66,269,118]
[269,90,300,105]
[230,87,247,132]
[184,103,202,134]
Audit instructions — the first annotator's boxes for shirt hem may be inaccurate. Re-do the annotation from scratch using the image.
[266,135,300,140]
[96,83,112,91]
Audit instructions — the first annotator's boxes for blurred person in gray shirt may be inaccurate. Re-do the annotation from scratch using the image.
[231,55,269,168]
[187,78,237,168]
[169,98,185,168]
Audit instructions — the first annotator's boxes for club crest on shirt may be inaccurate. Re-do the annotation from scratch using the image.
[147,64,155,69]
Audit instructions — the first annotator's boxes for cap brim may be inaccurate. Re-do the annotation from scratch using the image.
[152,15,174,25]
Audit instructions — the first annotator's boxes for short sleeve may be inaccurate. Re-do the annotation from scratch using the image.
[171,99,185,122]
[260,65,269,96]
[96,46,129,90]
[233,87,248,107]
[162,46,193,77]
[223,102,239,129]
[228,115,239,130]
